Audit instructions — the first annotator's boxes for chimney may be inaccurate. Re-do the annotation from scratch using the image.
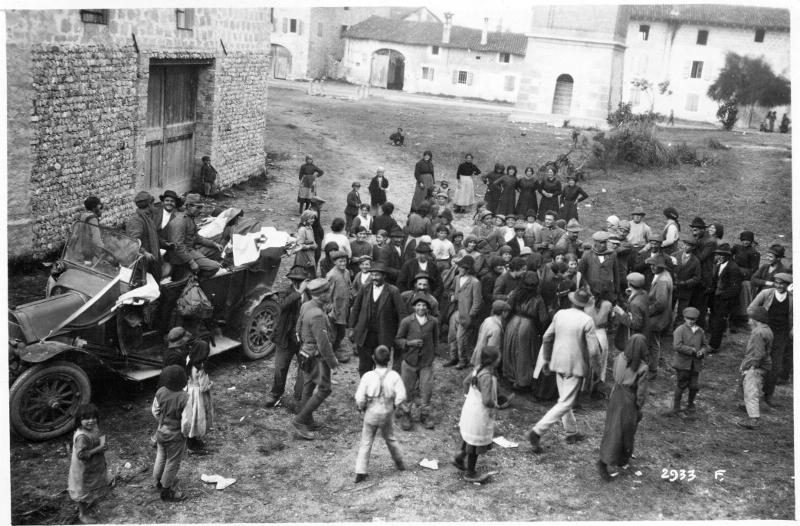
[481,17,488,46]
[442,12,453,44]
[496,18,503,32]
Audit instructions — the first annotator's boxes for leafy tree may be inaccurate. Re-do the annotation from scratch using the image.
[707,52,791,128]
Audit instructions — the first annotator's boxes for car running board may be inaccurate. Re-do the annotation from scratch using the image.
[120,336,242,382]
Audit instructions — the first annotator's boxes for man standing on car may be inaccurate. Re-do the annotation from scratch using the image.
[292,278,338,440]
[125,191,164,281]
[164,194,223,279]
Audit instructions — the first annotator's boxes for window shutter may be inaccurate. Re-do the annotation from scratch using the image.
[683,61,691,79]
[430,68,434,82]
[452,70,458,84]
[702,62,712,81]
[186,8,194,29]
[282,18,287,33]
[467,72,474,85]
[298,20,303,35]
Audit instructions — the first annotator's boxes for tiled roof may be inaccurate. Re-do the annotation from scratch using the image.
[344,16,528,56]
[628,4,790,30]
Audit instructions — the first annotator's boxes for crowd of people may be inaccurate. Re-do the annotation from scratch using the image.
[66,146,793,520]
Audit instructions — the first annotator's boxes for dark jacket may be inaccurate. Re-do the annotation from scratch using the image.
[398,259,442,296]
[297,299,337,369]
[693,231,716,288]
[751,261,789,294]
[299,162,324,179]
[163,213,216,265]
[731,244,760,281]
[274,282,307,350]
[395,314,439,368]
[671,324,707,371]
[349,282,407,349]
[368,175,389,205]
[371,214,399,236]
[673,250,702,299]
[125,208,163,276]
[711,260,743,299]
[373,243,403,283]
[345,190,361,216]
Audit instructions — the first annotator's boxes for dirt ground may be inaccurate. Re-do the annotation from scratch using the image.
[8,84,794,523]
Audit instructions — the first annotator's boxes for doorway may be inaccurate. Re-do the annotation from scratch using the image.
[271,44,292,79]
[370,49,405,90]
[552,73,574,115]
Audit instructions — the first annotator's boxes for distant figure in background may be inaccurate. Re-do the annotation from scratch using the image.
[411,150,435,213]
[779,113,790,133]
[298,155,324,214]
[454,153,481,213]
[668,110,674,126]
[390,127,405,146]
[368,168,389,213]
[344,182,362,235]
[200,155,218,197]
[767,110,777,132]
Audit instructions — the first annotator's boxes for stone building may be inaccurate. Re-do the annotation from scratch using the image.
[270,6,439,80]
[6,8,271,259]
[624,4,790,126]
[342,15,527,103]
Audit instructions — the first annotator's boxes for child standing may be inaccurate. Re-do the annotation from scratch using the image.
[664,307,707,416]
[68,404,110,524]
[737,306,773,429]
[326,250,352,364]
[455,345,500,482]
[200,155,218,197]
[354,345,407,483]
[183,341,214,454]
[431,225,456,273]
[152,365,189,502]
[344,182,362,235]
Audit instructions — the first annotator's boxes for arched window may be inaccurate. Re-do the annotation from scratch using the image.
[552,74,574,115]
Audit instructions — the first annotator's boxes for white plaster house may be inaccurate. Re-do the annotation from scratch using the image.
[342,14,527,103]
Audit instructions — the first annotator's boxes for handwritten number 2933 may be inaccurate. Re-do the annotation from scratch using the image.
[661,468,696,482]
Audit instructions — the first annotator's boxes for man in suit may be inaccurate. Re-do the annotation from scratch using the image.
[398,242,441,297]
[124,191,164,281]
[708,243,743,353]
[348,262,408,376]
[750,244,789,294]
[507,224,527,257]
[373,227,404,285]
[444,255,483,369]
[645,254,674,379]
[690,217,716,329]
[579,231,619,304]
[673,233,702,327]
[555,219,583,258]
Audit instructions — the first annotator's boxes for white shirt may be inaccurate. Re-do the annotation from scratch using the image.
[161,210,171,229]
[418,260,428,272]
[415,314,428,325]
[718,261,728,276]
[360,273,370,285]
[431,238,455,260]
[372,283,384,302]
[774,290,788,302]
[354,367,406,407]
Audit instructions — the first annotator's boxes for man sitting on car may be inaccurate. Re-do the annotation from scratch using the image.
[163,194,223,279]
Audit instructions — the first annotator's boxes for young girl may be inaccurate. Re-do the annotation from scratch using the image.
[293,210,318,272]
[559,175,589,222]
[455,345,500,482]
[183,341,214,455]
[153,365,189,502]
[68,404,110,524]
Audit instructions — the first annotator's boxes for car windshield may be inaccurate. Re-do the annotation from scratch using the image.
[63,221,141,276]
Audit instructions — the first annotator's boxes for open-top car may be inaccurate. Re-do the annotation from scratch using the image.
[9,218,284,441]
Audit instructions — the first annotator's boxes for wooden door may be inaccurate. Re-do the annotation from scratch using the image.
[552,74,574,116]
[145,65,198,193]
[271,45,291,79]
[370,53,389,88]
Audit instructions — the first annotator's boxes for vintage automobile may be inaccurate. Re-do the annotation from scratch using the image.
[8,219,283,441]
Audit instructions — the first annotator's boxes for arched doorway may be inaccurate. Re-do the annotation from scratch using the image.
[271,44,292,79]
[370,49,405,90]
[552,74,574,115]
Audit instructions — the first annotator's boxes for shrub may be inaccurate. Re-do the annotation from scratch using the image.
[591,122,677,169]
[716,100,739,130]
[607,102,666,128]
[707,138,731,150]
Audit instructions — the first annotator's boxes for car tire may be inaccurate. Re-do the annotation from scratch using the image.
[240,298,279,360]
[10,361,92,441]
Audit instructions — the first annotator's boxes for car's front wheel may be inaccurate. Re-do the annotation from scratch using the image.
[240,298,279,360]
[9,361,92,441]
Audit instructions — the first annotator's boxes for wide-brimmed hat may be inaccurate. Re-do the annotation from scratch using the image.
[767,244,785,258]
[410,293,433,309]
[566,219,582,232]
[286,265,310,281]
[747,305,769,324]
[739,231,755,242]
[309,196,326,205]
[307,278,330,295]
[774,272,793,284]
[682,307,700,320]
[626,272,645,287]
[663,207,679,220]
[631,206,646,216]
[689,217,707,229]
[645,254,669,269]
[415,242,432,254]
[369,262,389,274]
[167,327,192,348]
[568,289,591,307]
[457,255,475,269]
[134,191,153,204]
[714,243,732,256]
[159,190,183,206]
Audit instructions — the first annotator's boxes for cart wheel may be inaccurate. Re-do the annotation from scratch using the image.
[10,361,91,441]
[240,298,279,360]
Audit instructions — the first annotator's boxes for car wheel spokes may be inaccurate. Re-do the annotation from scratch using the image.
[22,374,81,431]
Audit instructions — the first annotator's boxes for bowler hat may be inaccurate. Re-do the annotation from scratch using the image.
[286,265,310,281]
[134,191,153,204]
[307,278,330,295]
[645,254,669,269]
[159,189,183,207]
[167,327,192,348]
[415,242,432,254]
[457,255,475,269]
[682,307,700,319]
[747,305,769,324]
[370,262,389,274]
[714,243,732,256]
[566,219,582,232]
[774,272,793,284]
[568,289,591,307]
[689,217,707,229]
[663,207,679,220]
[739,231,755,242]
[626,272,646,287]
[631,206,646,216]
[767,244,785,258]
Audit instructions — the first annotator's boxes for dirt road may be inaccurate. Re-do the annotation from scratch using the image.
[9,85,793,523]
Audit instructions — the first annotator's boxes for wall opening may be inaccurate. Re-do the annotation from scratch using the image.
[271,44,292,79]
[370,49,405,90]
[552,73,574,115]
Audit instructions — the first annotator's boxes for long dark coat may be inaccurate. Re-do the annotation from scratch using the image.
[348,282,408,350]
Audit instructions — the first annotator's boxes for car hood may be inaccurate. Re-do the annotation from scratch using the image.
[10,291,88,343]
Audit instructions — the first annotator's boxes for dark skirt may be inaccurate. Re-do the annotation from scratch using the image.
[515,189,538,217]
[599,385,640,466]
[484,189,500,213]
[558,200,579,221]
[538,196,560,220]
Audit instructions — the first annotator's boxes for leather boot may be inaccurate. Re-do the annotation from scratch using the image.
[686,389,698,412]
[597,460,612,482]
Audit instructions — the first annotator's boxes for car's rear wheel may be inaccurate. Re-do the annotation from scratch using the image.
[240,298,279,360]
[10,361,91,441]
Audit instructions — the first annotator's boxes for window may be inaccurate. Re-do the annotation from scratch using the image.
[317,22,323,37]
[176,9,194,30]
[690,61,704,79]
[431,45,439,55]
[685,93,699,112]
[499,53,510,63]
[458,71,468,84]
[80,9,108,24]
[475,55,481,60]
[504,75,515,91]
[270,8,275,30]
[755,29,765,42]
[422,67,435,81]
[290,19,297,33]
[452,70,473,85]
[343,6,349,10]
[696,30,708,45]
[639,24,650,41]
[340,25,348,37]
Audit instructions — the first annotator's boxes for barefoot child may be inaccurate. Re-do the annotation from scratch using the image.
[183,340,214,454]
[152,365,189,502]
[455,345,501,482]
[354,345,407,483]
[68,404,111,524]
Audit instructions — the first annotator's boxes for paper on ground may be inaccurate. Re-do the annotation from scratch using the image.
[201,473,237,490]
[492,436,518,448]
[419,458,439,470]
